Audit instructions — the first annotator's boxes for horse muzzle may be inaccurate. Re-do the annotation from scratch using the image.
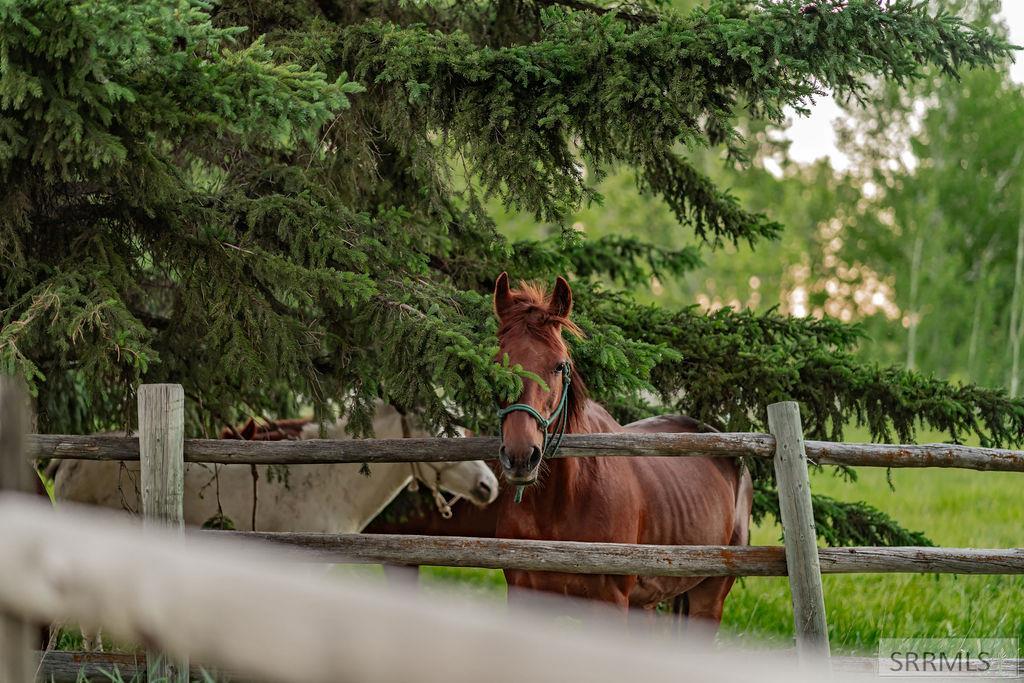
[468,478,498,506]
[498,444,542,485]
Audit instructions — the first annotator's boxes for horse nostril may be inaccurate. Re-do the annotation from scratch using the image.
[498,445,513,470]
[478,480,493,498]
[528,446,542,470]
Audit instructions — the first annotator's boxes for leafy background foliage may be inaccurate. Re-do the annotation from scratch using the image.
[2,0,1022,545]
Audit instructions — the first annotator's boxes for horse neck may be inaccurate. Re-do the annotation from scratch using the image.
[321,463,413,533]
[546,398,621,491]
[570,399,622,434]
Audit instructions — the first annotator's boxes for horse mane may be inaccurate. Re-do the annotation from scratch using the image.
[497,280,590,433]
[496,281,584,339]
[564,365,590,433]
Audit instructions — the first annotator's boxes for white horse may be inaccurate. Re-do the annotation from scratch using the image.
[52,404,497,649]
[54,404,496,533]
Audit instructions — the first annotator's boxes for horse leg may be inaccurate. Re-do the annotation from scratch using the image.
[680,576,736,642]
[670,593,688,638]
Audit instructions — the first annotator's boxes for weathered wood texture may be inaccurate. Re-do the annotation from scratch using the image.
[35,651,240,683]
[225,532,1024,576]
[0,378,33,492]
[37,651,147,682]
[137,384,188,683]
[0,376,38,683]
[0,497,844,683]
[138,384,185,529]
[26,432,766,463]
[768,402,830,663]
[27,431,1024,471]
[805,440,1024,471]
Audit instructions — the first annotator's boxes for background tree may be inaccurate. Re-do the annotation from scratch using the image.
[837,66,1024,390]
[2,0,1022,545]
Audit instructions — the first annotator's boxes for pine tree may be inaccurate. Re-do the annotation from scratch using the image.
[2,0,1020,544]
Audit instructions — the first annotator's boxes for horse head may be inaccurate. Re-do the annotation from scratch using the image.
[412,459,499,510]
[493,272,587,486]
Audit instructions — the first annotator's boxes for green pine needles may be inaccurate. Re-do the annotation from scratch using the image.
[1,0,1020,545]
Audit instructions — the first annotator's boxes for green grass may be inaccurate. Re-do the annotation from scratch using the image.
[723,465,1024,654]
[419,429,1024,655]
[67,665,225,683]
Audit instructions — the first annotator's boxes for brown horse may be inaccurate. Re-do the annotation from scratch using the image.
[219,417,311,441]
[493,273,752,625]
[365,461,696,620]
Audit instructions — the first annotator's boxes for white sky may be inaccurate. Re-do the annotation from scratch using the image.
[785,5,1024,169]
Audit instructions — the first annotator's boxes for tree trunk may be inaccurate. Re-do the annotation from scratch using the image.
[966,235,998,384]
[967,286,984,381]
[906,230,925,371]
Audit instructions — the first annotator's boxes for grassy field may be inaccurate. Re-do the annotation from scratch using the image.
[723,465,1024,654]
[416,430,1023,655]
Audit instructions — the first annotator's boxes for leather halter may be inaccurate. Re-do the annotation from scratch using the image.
[408,461,462,519]
[496,362,572,502]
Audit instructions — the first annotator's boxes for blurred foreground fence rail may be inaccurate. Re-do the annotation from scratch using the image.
[8,494,806,683]
[5,382,1024,679]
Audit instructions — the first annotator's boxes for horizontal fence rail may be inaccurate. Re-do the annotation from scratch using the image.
[26,432,1024,472]
[38,652,151,683]
[224,532,1024,577]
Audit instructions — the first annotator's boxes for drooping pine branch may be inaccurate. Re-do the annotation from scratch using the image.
[753,483,934,547]
[2,0,1019,551]
[488,233,705,288]
[638,152,783,247]
[586,292,1024,448]
[338,0,1010,242]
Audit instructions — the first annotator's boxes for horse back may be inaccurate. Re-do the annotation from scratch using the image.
[623,413,717,434]
[623,414,750,547]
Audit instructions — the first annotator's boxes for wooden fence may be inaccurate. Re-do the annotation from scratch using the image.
[4,381,1024,680]
[3,496,851,683]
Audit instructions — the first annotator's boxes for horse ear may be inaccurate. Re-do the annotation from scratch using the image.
[549,276,573,319]
[240,418,257,441]
[494,272,513,320]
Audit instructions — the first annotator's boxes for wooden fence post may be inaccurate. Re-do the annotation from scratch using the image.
[0,376,38,682]
[767,401,831,666]
[139,383,188,682]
